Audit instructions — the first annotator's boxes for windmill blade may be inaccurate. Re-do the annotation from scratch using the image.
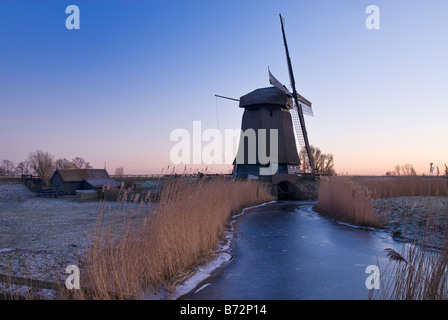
[302,106,314,117]
[296,102,314,117]
[268,68,292,96]
[290,108,313,173]
[295,94,314,117]
[269,67,314,116]
[279,13,315,175]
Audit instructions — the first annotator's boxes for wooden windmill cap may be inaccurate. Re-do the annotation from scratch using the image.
[239,86,293,109]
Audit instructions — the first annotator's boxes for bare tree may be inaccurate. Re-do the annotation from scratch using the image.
[0,160,17,176]
[392,164,416,176]
[401,164,416,176]
[27,150,55,187]
[321,153,335,175]
[16,160,32,175]
[300,146,335,175]
[55,158,73,170]
[115,166,124,176]
[71,157,92,169]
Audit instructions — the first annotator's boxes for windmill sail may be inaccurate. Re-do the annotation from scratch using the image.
[279,13,315,175]
[269,68,314,117]
[290,108,313,172]
[269,69,313,172]
[297,94,314,117]
[268,68,292,97]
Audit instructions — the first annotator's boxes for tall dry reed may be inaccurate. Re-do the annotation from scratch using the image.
[354,176,448,199]
[318,176,448,299]
[370,222,448,300]
[315,176,378,227]
[70,176,271,299]
[315,176,448,228]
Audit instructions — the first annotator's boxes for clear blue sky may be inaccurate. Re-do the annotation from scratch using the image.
[1,0,447,175]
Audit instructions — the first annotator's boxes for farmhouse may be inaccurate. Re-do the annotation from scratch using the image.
[50,169,120,196]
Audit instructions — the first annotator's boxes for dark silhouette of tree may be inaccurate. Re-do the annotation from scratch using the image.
[71,157,92,169]
[115,166,124,176]
[0,159,17,176]
[17,160,32,175]
[27,150,55,187]
[299,145,335,175]
[391,164,417,176]
[55,158,73,170]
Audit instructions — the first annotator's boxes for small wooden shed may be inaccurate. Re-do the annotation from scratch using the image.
[50,169,120,196]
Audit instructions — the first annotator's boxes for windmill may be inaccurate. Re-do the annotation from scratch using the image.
[222,14,315,178]
[269,14,315,175]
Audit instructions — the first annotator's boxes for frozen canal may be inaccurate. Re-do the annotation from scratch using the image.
[187,201,402,300]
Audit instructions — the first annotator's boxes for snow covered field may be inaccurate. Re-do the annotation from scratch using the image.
[0,181,150,296]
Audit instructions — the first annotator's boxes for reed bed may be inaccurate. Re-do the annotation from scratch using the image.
[315,176,448,228]
[353,176,448,199]
[314,176,378,227]
[69,176,271,300]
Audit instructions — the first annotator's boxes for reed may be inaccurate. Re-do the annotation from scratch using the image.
[317,175,448,299]
[354,176,448,199]
[70,176,271,299]
[315,176,378,227]
[315,176,448,228]
[370,222,448,300]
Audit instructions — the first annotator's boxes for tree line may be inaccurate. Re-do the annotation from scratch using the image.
[0,150,92,187]
[385,163,448,177]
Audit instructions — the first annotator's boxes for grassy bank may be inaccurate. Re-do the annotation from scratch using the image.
[69,176,271,299]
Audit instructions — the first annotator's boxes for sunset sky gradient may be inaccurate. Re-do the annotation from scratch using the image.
[1,0,447,175]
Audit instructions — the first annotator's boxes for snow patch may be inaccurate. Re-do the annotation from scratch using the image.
[194,283,211,293]
[172,252,232,299]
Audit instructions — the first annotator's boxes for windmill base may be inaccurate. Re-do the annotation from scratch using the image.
[272,175,319,201]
